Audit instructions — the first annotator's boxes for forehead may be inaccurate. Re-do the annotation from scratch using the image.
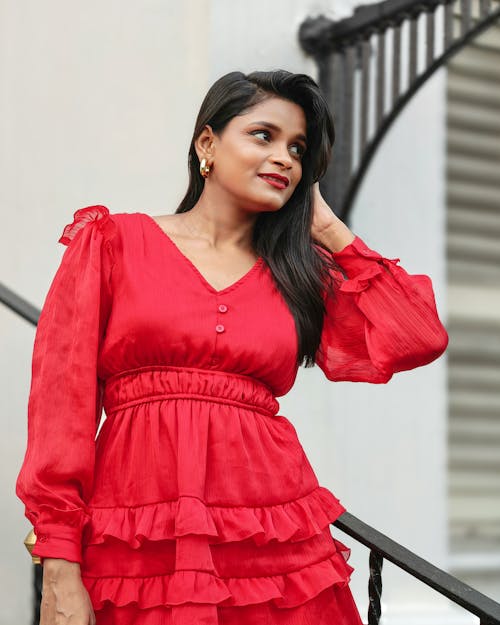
[236,97,307,135]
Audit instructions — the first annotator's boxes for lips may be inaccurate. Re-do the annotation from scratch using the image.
[258,173,290,189]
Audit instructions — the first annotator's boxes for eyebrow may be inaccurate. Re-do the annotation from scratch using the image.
[248,121,307,144]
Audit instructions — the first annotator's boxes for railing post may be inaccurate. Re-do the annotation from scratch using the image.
[368,550,384,625]
[33,564,42,625]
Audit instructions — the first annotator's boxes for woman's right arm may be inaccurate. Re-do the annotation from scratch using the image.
[15,206,116,621]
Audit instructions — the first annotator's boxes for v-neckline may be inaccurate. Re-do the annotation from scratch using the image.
[140,212,264,296]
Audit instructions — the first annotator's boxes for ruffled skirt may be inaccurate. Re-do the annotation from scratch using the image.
[80,365,364,624]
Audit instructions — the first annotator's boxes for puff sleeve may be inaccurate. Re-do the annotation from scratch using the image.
[15,205,116,564]
[315,235,449,383]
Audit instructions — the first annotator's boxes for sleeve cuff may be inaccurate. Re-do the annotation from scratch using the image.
[331,235,397,278]
[30,506,89,564]
[31,525,83,564]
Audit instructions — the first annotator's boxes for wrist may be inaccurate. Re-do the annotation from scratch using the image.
[43,558,81,579]
[317,222,356,253]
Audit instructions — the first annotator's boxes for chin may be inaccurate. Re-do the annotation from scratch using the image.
[256,191,292,211]
[236,187,293,213]
[256,200,287,213]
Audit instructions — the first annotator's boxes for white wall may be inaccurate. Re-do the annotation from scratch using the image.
[1,1,454,623]
[1,2,210,623]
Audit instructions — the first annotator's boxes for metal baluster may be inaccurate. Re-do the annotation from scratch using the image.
[426,4,436,68]
[335,48,349,211]
[461,0,472,34]
[479,0,491,17]
[360,35,372,155]
[376,28,386,124]
[33,565,42,625]
[392,19,402,103]
[317,52,337,208]
[444,0,455,48]
[344,43,356,184]
[409,10,419,84]
[368,550,384,625]
[329,50,344,212]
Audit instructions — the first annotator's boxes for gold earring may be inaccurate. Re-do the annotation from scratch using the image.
[200,158,211,178]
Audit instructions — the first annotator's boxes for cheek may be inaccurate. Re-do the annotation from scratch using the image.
[290,165,303,190]
[281,169,302,201]
[218,147,261,178]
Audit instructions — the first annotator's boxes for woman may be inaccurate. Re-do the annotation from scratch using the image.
[16,69,449,625]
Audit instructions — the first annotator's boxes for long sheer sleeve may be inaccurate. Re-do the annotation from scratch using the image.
[15,205,116,564]
[315,235,449,383]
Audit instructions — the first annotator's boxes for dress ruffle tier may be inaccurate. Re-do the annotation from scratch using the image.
[83,535,354,610]
[85,486,346,548]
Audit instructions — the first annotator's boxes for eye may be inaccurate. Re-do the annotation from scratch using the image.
[251,130,271,142]
[290,143,306,158]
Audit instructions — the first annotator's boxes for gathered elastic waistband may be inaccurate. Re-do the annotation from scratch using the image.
[102,365,279,417]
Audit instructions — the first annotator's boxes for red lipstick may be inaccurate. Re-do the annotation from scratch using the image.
[258,173,289,190]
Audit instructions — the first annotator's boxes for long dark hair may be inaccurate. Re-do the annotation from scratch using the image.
[176,70,342,368]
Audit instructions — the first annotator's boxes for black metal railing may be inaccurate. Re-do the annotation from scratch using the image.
[299,0,500,224]
[3,281,500,624]
[0,282,40,325]
[334,512,500,625]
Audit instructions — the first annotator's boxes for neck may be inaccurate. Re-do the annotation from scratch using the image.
[184,186,258,252]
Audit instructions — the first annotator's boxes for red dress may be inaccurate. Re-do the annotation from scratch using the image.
[16,206,449,625]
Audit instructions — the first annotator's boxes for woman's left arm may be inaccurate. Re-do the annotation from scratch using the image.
[311,184,449,383]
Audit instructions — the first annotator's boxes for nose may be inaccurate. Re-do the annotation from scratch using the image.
[270,143,293,169]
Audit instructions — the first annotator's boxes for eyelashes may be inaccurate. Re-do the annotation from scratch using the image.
[250,130,306,158]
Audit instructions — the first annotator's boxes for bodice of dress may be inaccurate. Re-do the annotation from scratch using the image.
[97,211,299,398]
